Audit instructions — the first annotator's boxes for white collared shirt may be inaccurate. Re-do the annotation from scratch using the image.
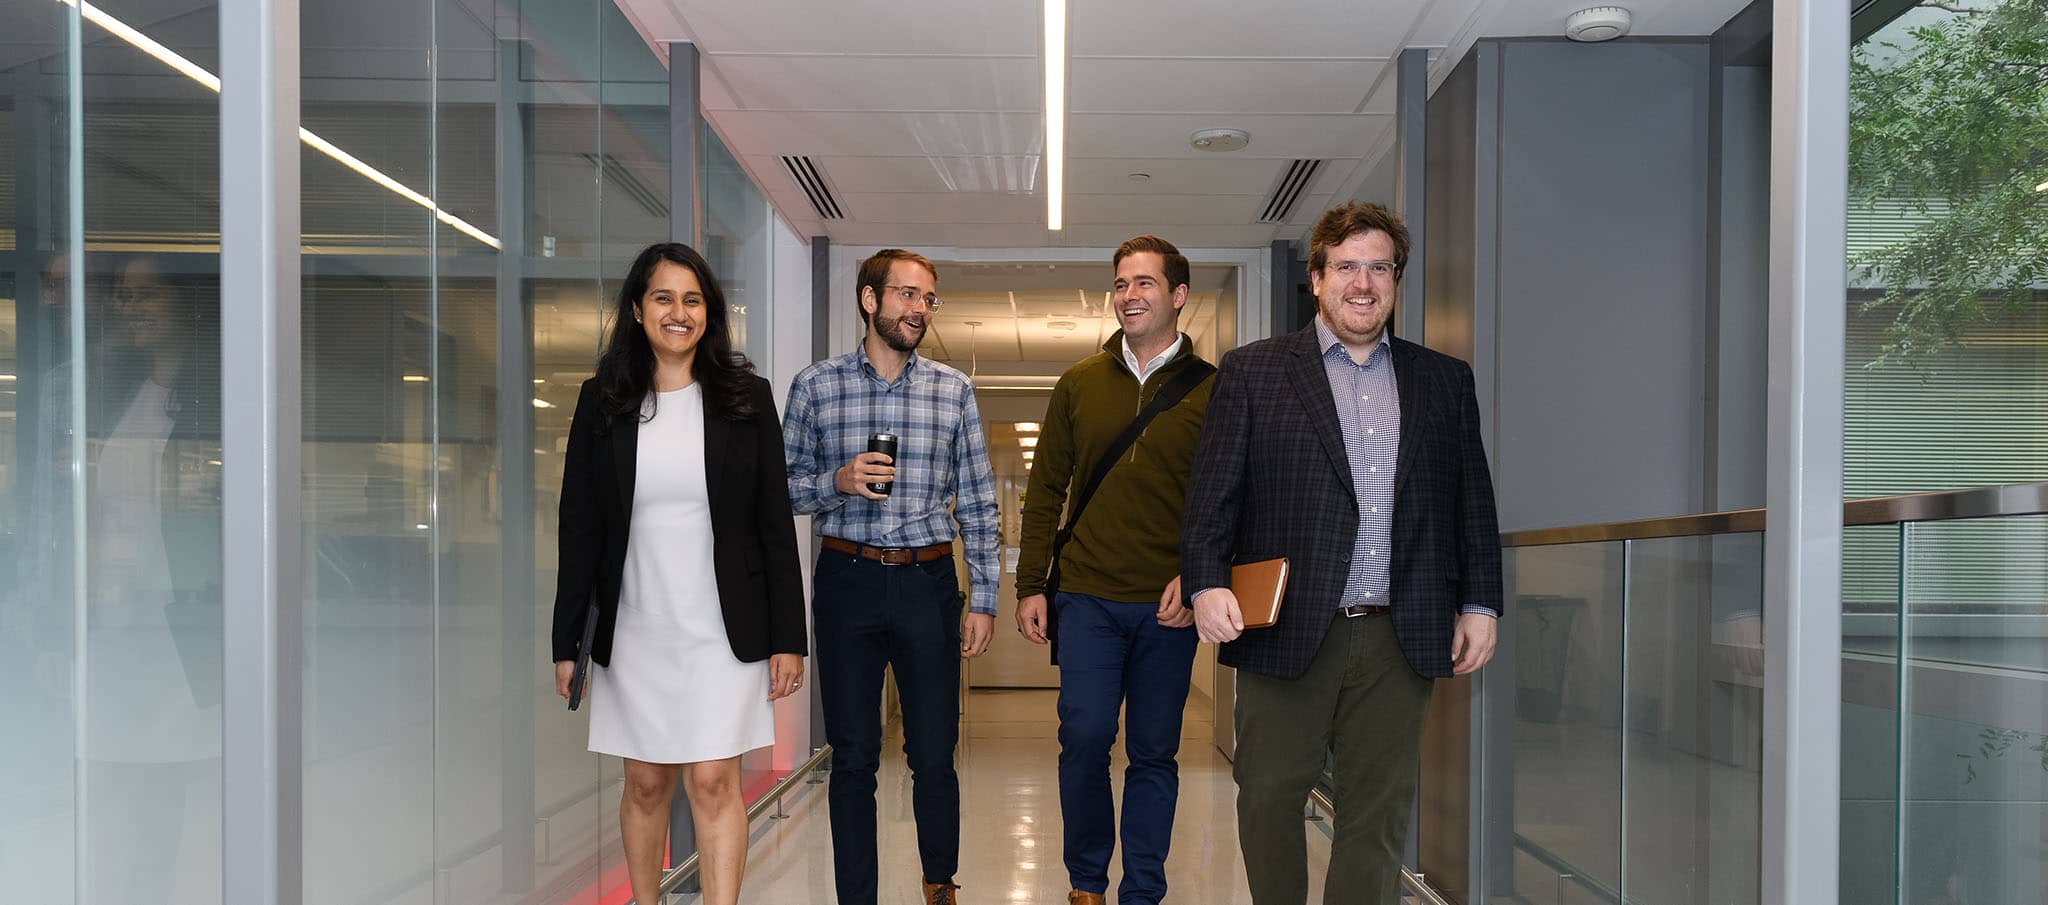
[1121,333,1186,385]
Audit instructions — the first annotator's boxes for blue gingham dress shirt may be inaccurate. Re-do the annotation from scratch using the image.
[1315,317,1401,610]
[1315,317,1495,618]
[782,345,1001,616]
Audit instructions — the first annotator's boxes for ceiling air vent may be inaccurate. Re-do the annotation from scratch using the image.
[1258,159,1323,223]
[781,156,846,220]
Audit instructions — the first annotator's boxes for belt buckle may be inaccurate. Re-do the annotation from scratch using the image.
[876,547,914,566]
[1341,603,1379,618]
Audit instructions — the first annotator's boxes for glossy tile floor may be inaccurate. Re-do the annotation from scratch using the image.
[700,688,1338,904]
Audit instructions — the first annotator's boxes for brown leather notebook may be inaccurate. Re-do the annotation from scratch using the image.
[1231,558,1290,629]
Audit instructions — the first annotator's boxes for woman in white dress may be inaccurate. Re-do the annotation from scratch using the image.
[551,243,807,905]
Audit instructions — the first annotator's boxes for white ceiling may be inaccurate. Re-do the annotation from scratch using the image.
[615,0,1755,249]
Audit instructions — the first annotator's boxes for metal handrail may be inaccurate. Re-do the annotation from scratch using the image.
[1502,480,2048,548]
[647,745,833,902]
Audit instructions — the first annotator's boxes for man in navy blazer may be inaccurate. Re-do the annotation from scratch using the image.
[1181,202,1503,904]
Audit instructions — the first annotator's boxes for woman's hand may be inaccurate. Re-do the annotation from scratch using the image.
[767,653,805,701]
[554,660,576,702]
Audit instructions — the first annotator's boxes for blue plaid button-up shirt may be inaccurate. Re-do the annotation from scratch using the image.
[783,344,1001,615]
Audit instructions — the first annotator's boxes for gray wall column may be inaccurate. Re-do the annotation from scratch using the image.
[494,37,537,895]
[219,1,303,903]
[1394,47,1427,343]
[809,235,831,749]
[1268,240,1296,333]
[812,236,833,361]
[668,42,700,248]
[1763,2,1847,904]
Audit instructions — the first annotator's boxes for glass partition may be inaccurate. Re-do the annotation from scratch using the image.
[1623,534,1764,905]
[1897,514,2048,904]
[1477,533,1768,905]
[1841,523,1904,905]
[1498,541,1627,904]
[2,3,227,903]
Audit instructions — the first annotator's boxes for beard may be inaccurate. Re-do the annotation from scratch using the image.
[874,309,927,353]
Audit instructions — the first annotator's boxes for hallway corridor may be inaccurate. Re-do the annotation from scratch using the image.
[710,688,1336,904]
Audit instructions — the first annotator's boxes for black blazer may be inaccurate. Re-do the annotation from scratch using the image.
[550,375,808,667]
[1181,325,1503,680]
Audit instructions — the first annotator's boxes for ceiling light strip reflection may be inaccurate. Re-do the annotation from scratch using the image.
[1043,0,1065,231]
[59,0,501,251]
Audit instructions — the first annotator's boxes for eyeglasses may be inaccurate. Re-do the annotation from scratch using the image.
[1326,260,1398,279]
[880,284,943,310]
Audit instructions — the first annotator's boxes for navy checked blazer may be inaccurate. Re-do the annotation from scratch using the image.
[1181,324,1503,680]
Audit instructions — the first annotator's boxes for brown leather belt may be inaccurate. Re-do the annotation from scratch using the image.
[821,536,954,566]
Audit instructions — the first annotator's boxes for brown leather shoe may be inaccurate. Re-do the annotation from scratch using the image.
[923,881,962,905]
[1067,892,1106,905]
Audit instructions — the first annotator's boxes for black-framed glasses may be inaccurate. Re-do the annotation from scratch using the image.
[880,284,943,310]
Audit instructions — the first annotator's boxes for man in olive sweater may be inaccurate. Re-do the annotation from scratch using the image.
[1015,236,1215,905]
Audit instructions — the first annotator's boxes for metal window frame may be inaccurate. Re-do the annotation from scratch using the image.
[1764,4,1848,905]
[219,1,304,904]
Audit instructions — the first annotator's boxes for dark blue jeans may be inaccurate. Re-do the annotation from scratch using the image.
[812,550,963,905]
[1055,591,1199,905]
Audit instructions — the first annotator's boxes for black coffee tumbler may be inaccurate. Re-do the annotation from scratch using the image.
[866,432,898,496]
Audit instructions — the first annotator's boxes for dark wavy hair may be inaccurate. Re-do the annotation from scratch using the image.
[596,243,756,423]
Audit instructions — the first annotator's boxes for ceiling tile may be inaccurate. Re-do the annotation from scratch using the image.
[835,192,1043,224]
[714,110,1044,157]
[1066,112,1385,160]
[1065,157,1330,196]
[1072,58,1388,115]
[645,0,1039,54]
[712,55,1039,111]
[1068,0,1433,58]
[756,155,1043,194]
[1064,193,1267,227]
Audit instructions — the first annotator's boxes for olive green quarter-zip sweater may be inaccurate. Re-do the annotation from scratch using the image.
[1016,330,1214,604]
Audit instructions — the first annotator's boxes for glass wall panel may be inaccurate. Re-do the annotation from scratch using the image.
[1899,515,2048,904]
[1,3,226,903]
[1846,4,2047,901]
[298,0,440,899]
[701,122,769,364]
[1845,1,2048,500]
[1497,542,1625,905]
[1842,523,1904,905]
[1623,534,1764,905]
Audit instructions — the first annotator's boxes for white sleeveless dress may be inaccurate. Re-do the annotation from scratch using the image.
[587,384,774,764]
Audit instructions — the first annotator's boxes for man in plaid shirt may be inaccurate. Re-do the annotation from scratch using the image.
[782,248,998,905]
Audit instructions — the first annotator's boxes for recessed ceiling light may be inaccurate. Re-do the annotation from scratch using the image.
[1047,320,1077,332]
[1128,173,1151,182]
[1189,128,1251,152]
[1019,437,1038,448]
[1016,422,1041,432]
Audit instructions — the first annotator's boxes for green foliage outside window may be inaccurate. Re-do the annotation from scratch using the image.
[1848,0,2047,362]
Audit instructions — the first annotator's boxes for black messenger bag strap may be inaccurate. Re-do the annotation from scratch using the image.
[1043,359,1214,662]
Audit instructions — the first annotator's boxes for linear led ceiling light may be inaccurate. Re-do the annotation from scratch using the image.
[58,0,502,250]
[1044,0,1066,231]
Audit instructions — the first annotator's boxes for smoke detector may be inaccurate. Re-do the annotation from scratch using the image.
[1189,128,1251,152]
[1565,7,1632,42]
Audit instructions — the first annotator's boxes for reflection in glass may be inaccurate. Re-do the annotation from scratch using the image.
[2,1,227,902]
[1498,542,1625,903]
